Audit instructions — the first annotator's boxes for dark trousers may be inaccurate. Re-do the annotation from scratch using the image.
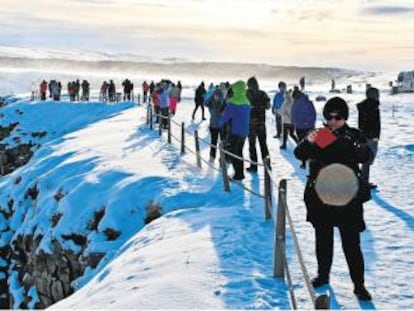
[315,225,365,286]
[209,127,222,160]
[282,124,298,146]
[296,128,311,166]
[296,128,310,143]
[154,106,161,123]
[192,100,205,120]
[248,124,269,169]
[160,107,169,129]
[361,139,378,184]
[229,134,246,178]
[275,113,282,136]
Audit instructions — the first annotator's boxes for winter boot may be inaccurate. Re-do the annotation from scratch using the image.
[246,165,257,173]
[311,276,329,288]
[354,285,372,301]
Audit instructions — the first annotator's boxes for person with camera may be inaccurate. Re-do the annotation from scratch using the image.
[294,97,373,301]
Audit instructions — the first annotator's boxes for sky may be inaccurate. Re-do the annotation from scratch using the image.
[1,75,413,309]
[1,0,414,70]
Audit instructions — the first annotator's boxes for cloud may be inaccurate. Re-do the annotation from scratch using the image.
[362,5,414,15]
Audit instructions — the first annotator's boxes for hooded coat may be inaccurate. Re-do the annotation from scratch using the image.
[219,81,250,137]
[357,98,381,139]
[246,77,270,127]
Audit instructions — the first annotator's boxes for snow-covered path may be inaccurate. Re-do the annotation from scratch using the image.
[49,86,414,310]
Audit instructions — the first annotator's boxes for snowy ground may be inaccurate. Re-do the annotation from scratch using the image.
[1,79,413,310]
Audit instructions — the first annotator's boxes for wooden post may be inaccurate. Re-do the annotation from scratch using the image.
[194,130,201,168]
[264,156,272,220]
[158,115,162,136]
[167,115,171,144]
[149,105,153,130]
[181,122,185,154]
[274,179,287,278]
[219,142,230,192]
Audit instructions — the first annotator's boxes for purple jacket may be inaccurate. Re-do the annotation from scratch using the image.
[291,94,316,129]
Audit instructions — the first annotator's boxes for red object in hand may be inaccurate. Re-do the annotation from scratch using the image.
[314,128,337,148]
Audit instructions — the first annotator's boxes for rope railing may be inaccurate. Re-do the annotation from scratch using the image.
[275,179,330,309]
[145,104,328,309]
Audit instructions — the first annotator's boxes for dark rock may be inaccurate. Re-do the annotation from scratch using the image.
[61,233,87,247]
[24,184,39,200]
[103,228,121,241]
[87,252,105,269]
[50,213,62,227]
[50,280,64,301]
[88,208,105,231]
[53,190,65,202]
[30,131,47,139]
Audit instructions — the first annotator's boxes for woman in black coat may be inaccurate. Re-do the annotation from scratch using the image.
[294,97,373,301]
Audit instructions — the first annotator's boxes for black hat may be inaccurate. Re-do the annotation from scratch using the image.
[323,96,349,120]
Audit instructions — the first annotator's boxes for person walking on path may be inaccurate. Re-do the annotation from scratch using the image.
[294,97,372,302]
[81,80,90,101]
[158,81,171,129]
[142,81,149,103]
[279,89,298,149]
[192,81,206,121]
[169,83,181,115]
[357,87,381,189]
[39,80,48,101]
[299,76,305,91]
[246,77,271,172]
[205,85,225,162]
[219,80,250,180]
[272,81,285,138]
[291,87,316,167]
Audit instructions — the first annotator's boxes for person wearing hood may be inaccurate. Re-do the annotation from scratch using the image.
[192,81,206,121]
[246,76,270,172]
[205,85,225,162]
[357,87,381,189]
[219,80,250,180]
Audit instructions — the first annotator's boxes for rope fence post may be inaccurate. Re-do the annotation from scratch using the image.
[219,142,230,192]
[167,115,171,144]
[149,105,153,130]
[158,114,162,136]
[264,156,272,220]
[274,179,287,278]
[194,130,202,168]
[181,122,185,154]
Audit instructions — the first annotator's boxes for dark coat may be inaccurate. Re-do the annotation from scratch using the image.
[246,89,270,127]
[195,84,206,105]
[294,124,371,231]
[357,98,381,139]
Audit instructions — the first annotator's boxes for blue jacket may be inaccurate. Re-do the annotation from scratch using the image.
[291,94,316,129]
[206,89,224,129]
[272,91,284,114]
[219,102,250,137]
[219,80,250,137]
[158,85,171,108]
